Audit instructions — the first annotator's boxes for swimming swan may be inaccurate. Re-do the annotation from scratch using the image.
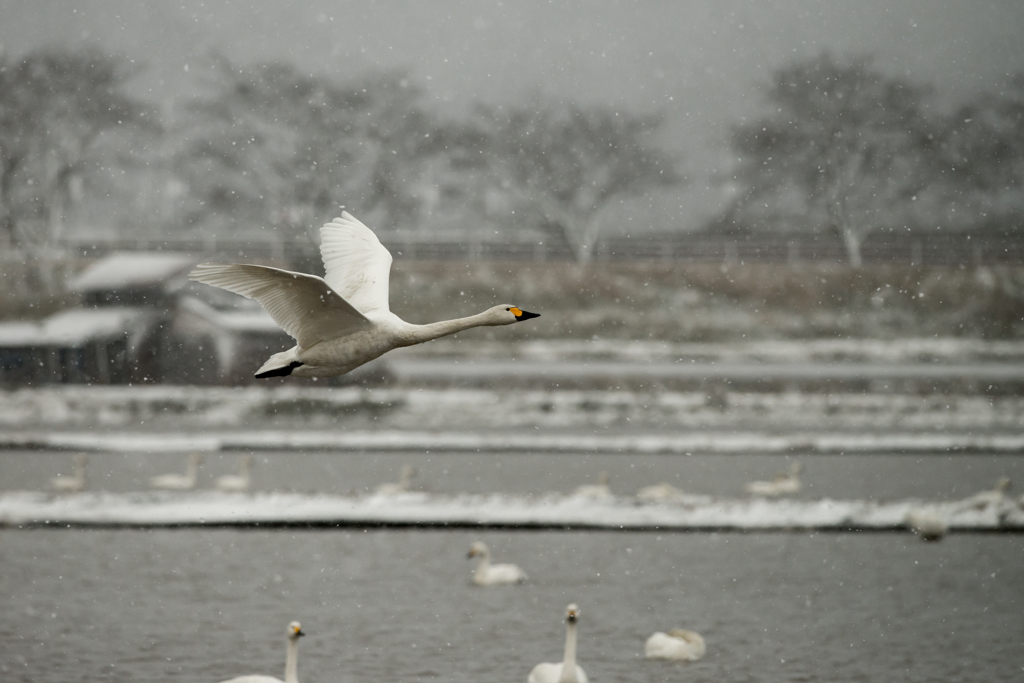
[189,212,540,379]
[528,604,588,683]
[50,454,87,493]
[745,462,802,497]
[644,629,706,661]
[219,620,305,683]
[216,455,253,492]
[375,464,416,495]
[468,541,527,585]
[150,453,203,490]
[573,471,611,499]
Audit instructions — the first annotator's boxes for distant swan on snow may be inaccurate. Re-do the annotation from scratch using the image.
[375,465,416,495]
[904,509,948,541]
[644,629,706,661]
[528,604,588,683]
[961,476,1011,510]
[189,212,539,380]
[637,482,686,502]
[216,455,254,492]
[745,462,802,497]
[219,620,305,683]
[468,541,527,585]
[50,454,87,493]
[573,471,611,499]
[150,453,203,490]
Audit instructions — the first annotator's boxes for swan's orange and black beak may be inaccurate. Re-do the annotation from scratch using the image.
[511,307,540,322]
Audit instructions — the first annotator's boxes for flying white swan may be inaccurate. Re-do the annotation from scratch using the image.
[745,462,802,497]
[467,541,527,585]
[374,464,416,495]
[219,620,305,683]
[150,453,203,490]
[50,454,87,493]
[573,471,611,499]
[189,212,540,379]
[216,455,254,492]
[961,476,1011,510]
[528,604,588,683]
[904,509,948,541]
[644,629,706,661]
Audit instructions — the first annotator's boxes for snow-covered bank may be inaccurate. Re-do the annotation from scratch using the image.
[1,385,1022,431]
[2,428,1023,454]
[1,489,1020,530]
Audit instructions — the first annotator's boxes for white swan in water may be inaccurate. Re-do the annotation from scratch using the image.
[219,621,305,683]
[375,465,416,495]
[573,471,611,499]
[528,604,588,683]
[216,455,254,492]
[468,541,527,585]
[50,454,87,493]
[904,509,948,541]
[961,476,1011,510]
[150,453,203,490]
[189,212,540,379]
[745,462,802,497]
[644,629,706,661]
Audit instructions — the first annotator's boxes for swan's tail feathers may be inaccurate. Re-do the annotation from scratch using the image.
[255,350,304,379]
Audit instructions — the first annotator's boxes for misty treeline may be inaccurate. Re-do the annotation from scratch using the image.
[0,47,1021,265]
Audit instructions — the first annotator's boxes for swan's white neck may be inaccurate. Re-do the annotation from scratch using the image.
[401,312,496,345]
[284,636,299,683]
[473,549,491,579]
[559,621,578,683]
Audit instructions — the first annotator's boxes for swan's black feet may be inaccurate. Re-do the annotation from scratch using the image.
[255,361,304,378]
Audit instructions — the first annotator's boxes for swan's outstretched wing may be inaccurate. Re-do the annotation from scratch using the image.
[319,211,393,316]
[189,263,372,348]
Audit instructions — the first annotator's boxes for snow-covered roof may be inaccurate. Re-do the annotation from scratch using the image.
[69,252,195,293]
[0,308,148,348]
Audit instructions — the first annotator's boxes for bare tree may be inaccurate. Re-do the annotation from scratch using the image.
[0,47,153,249]
[475,99,680,263]
[175,58,438,241]
[729,53,937,266]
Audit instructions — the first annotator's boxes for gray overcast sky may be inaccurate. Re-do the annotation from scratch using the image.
[2,0,1023,230]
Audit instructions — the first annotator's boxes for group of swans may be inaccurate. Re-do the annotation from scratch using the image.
[150,453,255,492]
[905,476,1015,541]
[189,211,539,380]
[47,453,254,493]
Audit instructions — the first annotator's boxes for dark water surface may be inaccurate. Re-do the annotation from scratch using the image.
[1,528,1021,683]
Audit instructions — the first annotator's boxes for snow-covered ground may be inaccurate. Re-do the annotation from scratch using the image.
[1,488,1020,530]
[1,385,1022,431]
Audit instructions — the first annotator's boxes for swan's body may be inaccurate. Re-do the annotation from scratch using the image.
[904,509,948,541]
[189,212,539,379]
[219,621,304,683]
[644,629,706,661]
[216,455,253,492]
[50,454,87,493]
[150,453,203,490]
[375,465,416,495]
[637,482,686,502]
[961,476,1011,510]
[468,541,527,585]
[745,462,802,497]
[573,472,611,499]
[528,604,587,683]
